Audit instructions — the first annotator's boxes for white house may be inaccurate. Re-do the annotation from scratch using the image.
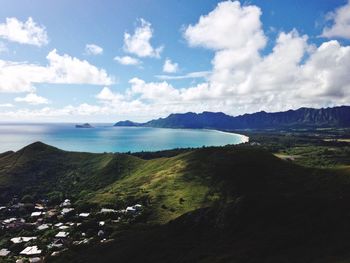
[79,213,90,218]
[126,206,136,213]
[31,211,43,217]
[37,223,51,231]
[20,246,42,256]
[61,208,74,215]
[60,199,71,207]
[55,231,69,238]
[0,248,10,257]
[11,237,37,244]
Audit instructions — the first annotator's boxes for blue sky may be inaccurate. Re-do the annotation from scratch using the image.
[0,0,349,122]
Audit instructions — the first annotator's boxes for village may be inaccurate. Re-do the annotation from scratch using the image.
[0,195,143,262]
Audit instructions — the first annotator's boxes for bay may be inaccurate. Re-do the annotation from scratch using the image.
[0,123,247,153]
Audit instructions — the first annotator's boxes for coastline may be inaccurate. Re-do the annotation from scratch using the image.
[203,129,249,144]
[0,125,247,153]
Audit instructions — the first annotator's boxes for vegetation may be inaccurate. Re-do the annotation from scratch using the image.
[1,127,350,262]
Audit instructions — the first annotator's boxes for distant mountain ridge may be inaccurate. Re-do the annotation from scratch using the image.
[114,106,350,129]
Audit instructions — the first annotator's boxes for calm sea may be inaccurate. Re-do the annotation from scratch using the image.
[0,123,246,153]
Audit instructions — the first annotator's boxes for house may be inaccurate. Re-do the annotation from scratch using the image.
[48,239,64,249]
[20,246,42,256]
[55,232,69,238]
[99,221,105,226]
[3,217,17,224]
[31,211,43,217]
[100,208,118,213]
[134,204,142,209]
[79,213,90,218]
[60,199,71,207]
[126,206,136,213]
[29,257,42,263]
[37,223,51,231]
[58,225,70,230]
[3,218,26,229]
[0,248,11,257]
[34,204,45,210]
[61,208,74,215]
[11,237,37,244]
[54,222,63,227]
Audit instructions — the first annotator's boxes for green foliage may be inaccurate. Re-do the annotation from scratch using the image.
[21,194,34,203]
[3,138,350,263]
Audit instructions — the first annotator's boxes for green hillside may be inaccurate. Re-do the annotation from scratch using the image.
[0,141,322,224]
[2,141,350,262]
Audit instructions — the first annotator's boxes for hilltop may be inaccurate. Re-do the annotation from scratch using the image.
[114,106,350,130]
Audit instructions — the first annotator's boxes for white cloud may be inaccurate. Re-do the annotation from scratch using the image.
[0,49,114,93]
[322,1,350,39]
[156,71,210,80]
[179,0,350,113]
[163,59,179,73]
[184,1,267,96]
[2,1,350,121]
[184,1,266,51]
[124,18,163,58]
[0,17,48,46]
[128,77,180,101]
[85,44,103,55]
[0,42,8,53]
[15,93,49,105]
[114,55,141,65]
[96,87,124,102]
[0,103,13,107]
[45,49,113,85]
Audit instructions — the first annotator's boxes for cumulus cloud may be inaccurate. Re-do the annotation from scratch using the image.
[184,1,266,51]
[179,0,350,114]
[0,17,48,46]
[96,87,125,102]
[15,93,49,105]
[163,59,179,73]
[2,1,350,121]
[322,0,350,39]
[85,44,103,55]
[128,77,181,101]
[124,18,163,58]
[114,55,141,65]
[0,49,114,93]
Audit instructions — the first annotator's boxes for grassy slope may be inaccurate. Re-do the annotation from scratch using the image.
[0,142,324,224]
[0,142,143,202]
[3,142,350,262]
[47,146,350,263]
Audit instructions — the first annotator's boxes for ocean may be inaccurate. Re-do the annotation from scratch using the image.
[0,123,247,153]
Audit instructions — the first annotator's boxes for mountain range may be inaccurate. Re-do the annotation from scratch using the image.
[114,106,350,130]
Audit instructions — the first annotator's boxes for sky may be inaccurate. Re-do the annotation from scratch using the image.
[0,0,349,122]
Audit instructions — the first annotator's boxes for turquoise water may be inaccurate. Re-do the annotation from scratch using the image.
[0,123,246,153]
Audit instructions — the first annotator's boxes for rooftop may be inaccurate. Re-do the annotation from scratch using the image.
[20,246,42,255]
[0,248,11,257]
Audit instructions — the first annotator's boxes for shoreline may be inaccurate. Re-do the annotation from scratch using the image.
[204,129,249,144]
